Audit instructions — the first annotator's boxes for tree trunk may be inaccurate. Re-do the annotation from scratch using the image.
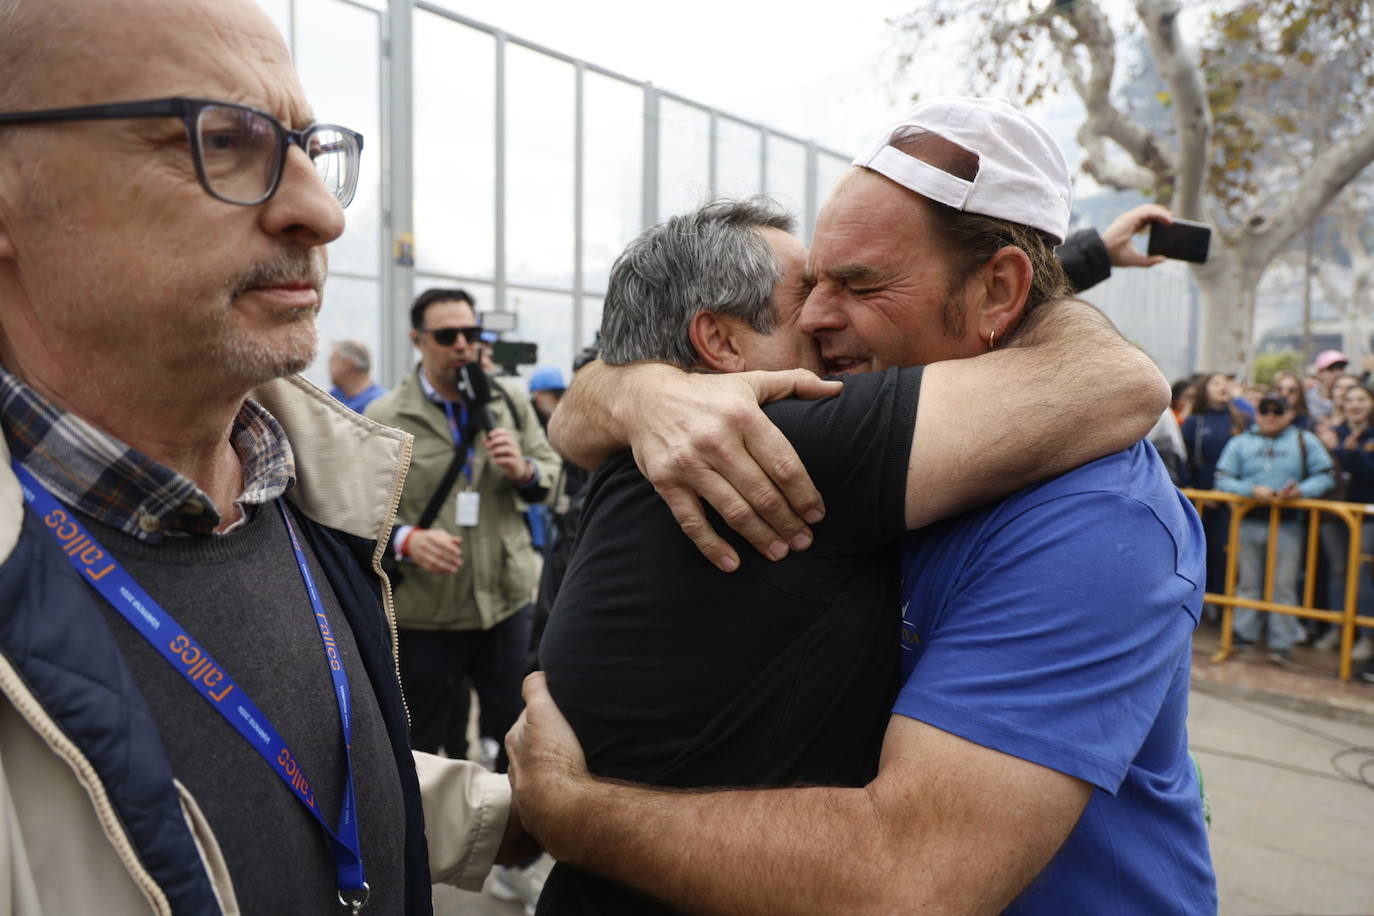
[1346,310,1373,373]
[1301,230,1314,367]
[1193,246,1259,375]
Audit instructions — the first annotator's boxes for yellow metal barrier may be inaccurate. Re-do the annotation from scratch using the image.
[1180,489,1374,682]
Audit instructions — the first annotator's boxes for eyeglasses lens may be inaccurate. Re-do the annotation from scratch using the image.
[1259,407,1283,416]
[196,104,281,205]
[307,125,360,207]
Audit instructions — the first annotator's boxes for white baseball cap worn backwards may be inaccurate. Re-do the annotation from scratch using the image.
[851,97,1073,244]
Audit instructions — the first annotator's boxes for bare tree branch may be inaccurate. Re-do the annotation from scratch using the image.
[1043,1,1175,188]
[1245,117,1374,266]
[1135,0,1210,218]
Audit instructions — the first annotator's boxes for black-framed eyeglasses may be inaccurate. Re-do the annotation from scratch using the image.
[421,326,483,346]
[0,96,363,208]
[1258,406,1288,416]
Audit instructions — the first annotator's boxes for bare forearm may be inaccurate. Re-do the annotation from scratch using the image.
[545,780,900,915]
[548,361,664,469]
[509,683,1083,914]
[906,299,1169,528]
[1008,297,1168,447]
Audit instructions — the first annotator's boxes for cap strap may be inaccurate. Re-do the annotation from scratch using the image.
[864,144,973,211]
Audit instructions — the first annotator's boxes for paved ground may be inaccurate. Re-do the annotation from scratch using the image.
[434,634,1374,915]
[1191,624,1374,726]
[1190,688,1374,914]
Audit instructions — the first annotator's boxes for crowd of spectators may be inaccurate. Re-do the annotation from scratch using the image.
[1175,352,1374,680]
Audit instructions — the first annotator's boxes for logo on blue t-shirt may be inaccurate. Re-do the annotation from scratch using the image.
[899,602,921,651]
[899,602,925,681]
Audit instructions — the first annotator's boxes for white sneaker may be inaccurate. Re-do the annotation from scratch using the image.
[1352,636,1374,663]
[490,864,545,916]
[1314,629,1342,652]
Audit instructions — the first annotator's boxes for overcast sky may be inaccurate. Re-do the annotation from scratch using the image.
[436,0,928,153]
[433,0,1095,181]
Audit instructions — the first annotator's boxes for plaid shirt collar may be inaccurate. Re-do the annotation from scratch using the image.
[0,364,295,541]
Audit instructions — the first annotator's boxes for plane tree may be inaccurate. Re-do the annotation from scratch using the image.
[890,0,1374,372]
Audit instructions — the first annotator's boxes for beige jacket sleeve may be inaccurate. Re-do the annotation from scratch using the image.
[413,751,512,890]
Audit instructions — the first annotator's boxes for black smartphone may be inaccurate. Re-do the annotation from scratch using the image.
[1147,219,1211,263]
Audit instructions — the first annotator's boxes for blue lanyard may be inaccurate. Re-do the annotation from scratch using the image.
[442,400,476,481]
[10,460,369,911]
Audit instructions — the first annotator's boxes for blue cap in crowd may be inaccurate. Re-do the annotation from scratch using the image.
[529,366,567,393]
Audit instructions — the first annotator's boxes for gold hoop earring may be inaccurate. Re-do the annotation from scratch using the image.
[987,328,997,351]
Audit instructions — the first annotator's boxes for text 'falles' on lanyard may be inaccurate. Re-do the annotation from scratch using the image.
[10,460,370,912]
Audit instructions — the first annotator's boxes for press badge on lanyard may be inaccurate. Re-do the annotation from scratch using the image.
[10,460,372,912]
[456,490,481,527]
[444,399,480,527]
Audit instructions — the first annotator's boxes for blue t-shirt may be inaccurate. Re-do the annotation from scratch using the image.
[897,442,1216,914]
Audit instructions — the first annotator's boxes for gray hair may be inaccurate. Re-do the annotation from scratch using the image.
[331,340,371,373]
[600,197,795,368]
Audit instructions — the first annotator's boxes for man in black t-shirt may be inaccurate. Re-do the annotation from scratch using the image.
[536,198,1166,914]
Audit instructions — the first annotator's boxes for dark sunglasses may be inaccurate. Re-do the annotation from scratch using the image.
[421,326,482,346]
[1258,406,1287,416]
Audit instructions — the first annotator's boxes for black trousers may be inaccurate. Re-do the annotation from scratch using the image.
[397,606,531,768]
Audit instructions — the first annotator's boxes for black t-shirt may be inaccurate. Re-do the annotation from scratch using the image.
[537,366,922,914]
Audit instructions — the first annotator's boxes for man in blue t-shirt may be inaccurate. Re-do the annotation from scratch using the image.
[896,442,1210,911]
[326,340,385,413]
[507,99,1215,913]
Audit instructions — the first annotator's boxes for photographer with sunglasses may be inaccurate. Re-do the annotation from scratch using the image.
[365,291,559,794]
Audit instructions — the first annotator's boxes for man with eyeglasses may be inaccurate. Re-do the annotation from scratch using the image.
[0,0,526,913]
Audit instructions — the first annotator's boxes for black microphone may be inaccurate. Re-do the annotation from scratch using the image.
[457,362,496,432]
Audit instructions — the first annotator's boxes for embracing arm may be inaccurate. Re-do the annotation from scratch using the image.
[549,299,1164,558]
[549,361,842,571]
[507,677,1088,915]
[905,298,1167,528]
[545,360,634,470]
